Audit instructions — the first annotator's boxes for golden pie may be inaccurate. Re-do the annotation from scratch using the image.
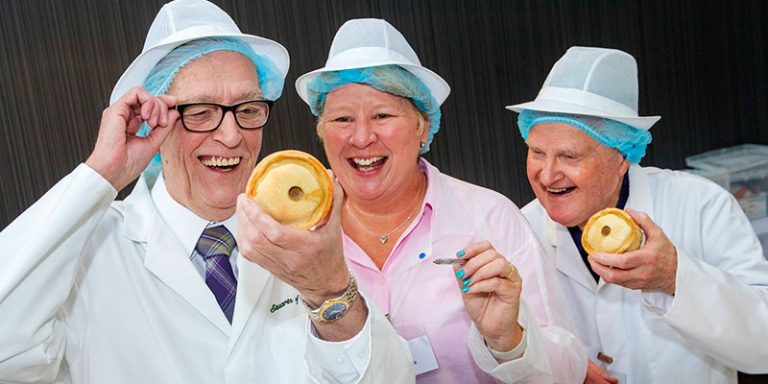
[246,150,333,229]
[581,208,643,254]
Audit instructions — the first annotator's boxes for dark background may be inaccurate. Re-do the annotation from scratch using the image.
[1,1,767,381]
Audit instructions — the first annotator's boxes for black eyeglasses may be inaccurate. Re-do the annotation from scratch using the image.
[176,99,274,132]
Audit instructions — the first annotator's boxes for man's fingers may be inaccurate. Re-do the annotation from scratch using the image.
[237,194,275,227]
[318,170,344,230]
[585,360,619,384]
[117,86,172,130]
[131,86,154,104]
[587,252,628,270]
[588,256,628,283]
[159,99,178,127]
[237,194,301,245]
[137,93,153,121]
[235,195,270,258]
[159,94,178,108]
[625,208,659,240]
[142,121,173,149]
[150,100,161,127]
[624,208,647,224]
[159,103,168,127]
[125,113,142,135]
[589,255,650,289]
[590,251,644,270]
[142,101,154,127]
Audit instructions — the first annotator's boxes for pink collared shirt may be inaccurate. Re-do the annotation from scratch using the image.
[344,159,585,383]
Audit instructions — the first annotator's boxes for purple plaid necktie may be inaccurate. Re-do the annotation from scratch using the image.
[195,225,237,323]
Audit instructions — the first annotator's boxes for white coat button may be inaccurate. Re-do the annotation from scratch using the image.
[335,357,344,364]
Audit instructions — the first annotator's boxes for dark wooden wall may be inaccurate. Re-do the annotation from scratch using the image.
[1,0,767,382]
[2,0,768,228]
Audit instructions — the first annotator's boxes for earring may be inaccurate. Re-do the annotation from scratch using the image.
[419,141,426,148]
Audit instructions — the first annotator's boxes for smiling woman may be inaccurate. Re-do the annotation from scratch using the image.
[294,18,588,383]
[319,83,426,212]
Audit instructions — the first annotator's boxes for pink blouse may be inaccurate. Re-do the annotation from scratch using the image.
[343,159,586,383]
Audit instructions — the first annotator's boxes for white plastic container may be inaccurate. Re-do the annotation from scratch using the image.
[739,192,768,220]
[682,168,730,190]
[686,144,768,219]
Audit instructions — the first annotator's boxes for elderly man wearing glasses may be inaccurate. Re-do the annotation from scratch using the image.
[0,0,412,383]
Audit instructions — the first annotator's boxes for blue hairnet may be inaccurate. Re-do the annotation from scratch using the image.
[517,109,652,163]
[306,65,441,154]
[137,37,284,185]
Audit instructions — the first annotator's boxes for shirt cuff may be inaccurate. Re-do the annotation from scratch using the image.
[487,326,527,361]
[79,163,118,195]
[468,302,535,372]
[305,308,372,382]
[642,246,685,316]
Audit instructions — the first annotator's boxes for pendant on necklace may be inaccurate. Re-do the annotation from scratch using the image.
[379,235,389,244]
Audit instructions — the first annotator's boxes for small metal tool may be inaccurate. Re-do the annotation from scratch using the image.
[432,258,468,265]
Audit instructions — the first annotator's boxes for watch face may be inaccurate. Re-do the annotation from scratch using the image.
[321,301,349,321]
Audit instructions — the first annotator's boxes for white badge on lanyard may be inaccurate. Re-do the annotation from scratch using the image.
[406,334,439,375]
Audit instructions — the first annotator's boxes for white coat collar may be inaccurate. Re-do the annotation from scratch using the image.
[151,175,229,258]
[549,219,599,292]
[122,175,271,341]
[625,164,655,218]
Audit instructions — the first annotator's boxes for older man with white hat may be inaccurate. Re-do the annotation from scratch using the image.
[0,1,412,383]
[508,46,768,383]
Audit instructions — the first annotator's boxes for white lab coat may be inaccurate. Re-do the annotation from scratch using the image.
[522,165,768,384]
[0,164,414,384]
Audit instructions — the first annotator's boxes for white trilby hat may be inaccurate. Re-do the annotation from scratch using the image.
[109,0,289,104]
[506,46,660,130]
[295,18,450,105]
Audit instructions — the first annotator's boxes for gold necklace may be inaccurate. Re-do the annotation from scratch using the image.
[345,174,426,245]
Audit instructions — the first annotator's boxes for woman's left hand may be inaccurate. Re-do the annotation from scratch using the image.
[454,240,524,353]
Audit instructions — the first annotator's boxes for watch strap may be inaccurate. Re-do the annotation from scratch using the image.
[302,273,358,322]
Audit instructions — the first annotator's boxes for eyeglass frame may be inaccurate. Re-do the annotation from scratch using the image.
[175,99,274,132]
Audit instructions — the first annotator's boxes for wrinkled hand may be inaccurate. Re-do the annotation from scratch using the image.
[235,174,349,306]
[584,360,619,384]
[588,208,678,295]
[85,87,177,191]
[453,240,523,353]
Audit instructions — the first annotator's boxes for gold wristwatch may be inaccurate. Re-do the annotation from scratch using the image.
[302,273,358,322]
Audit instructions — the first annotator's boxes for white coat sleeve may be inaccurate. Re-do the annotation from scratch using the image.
[0,164,117,383]
[304,301,415,383]
[641,190,768,374]
[470,207,587,383]
[468,300,587,384]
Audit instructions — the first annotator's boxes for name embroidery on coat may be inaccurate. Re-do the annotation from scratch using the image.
[270,294,300,313]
